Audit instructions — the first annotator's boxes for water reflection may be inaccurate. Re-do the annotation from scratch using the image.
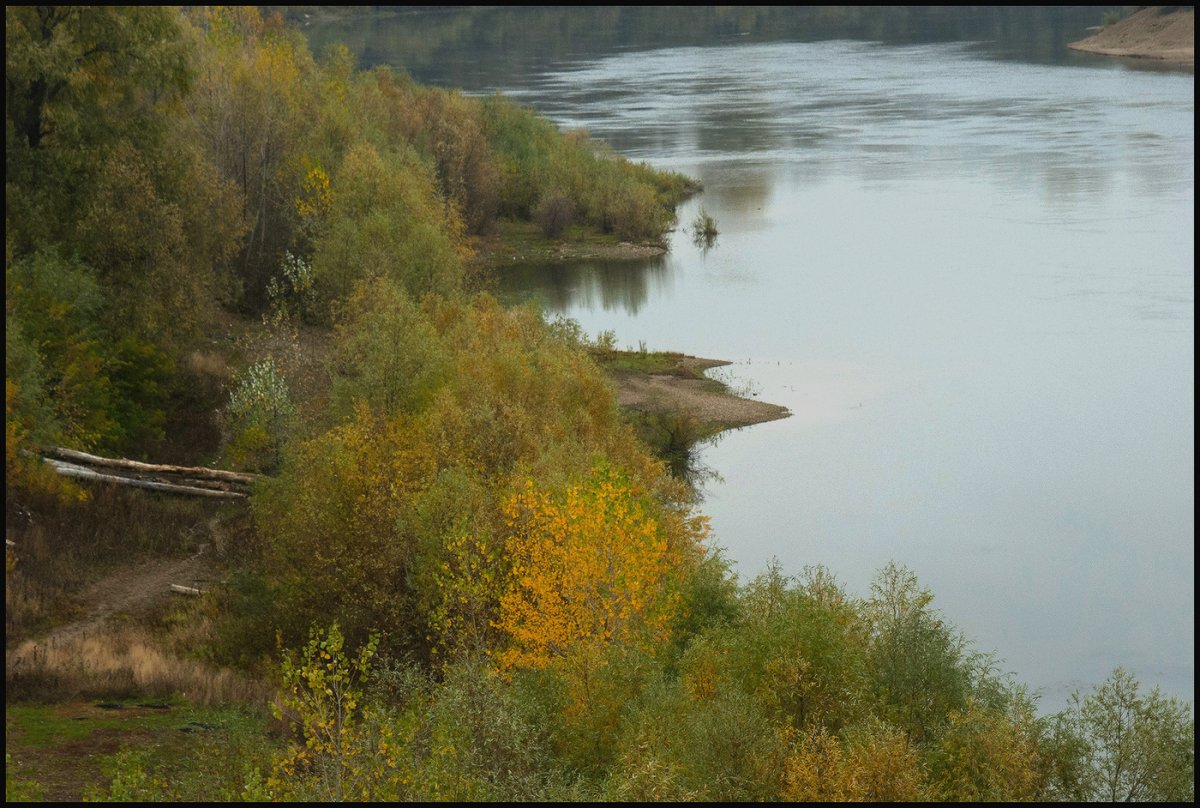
[300,7,1161,93]
[497,256,671,316]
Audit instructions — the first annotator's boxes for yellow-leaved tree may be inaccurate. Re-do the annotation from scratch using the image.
[495,463,684,672]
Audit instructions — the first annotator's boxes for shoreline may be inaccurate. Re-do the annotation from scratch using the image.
[471,219,669,268]
[479,237,789,433]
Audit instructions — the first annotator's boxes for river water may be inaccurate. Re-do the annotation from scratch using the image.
[306,8,1194,711]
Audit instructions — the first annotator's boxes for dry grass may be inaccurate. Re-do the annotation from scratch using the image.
[6,624,271,707]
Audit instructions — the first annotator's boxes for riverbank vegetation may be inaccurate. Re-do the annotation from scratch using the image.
[6,6,1194,802]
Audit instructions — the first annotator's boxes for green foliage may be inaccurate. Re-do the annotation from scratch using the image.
[6,292,58,473]
[224,358,295,472]
[402,658,561,800]
[6,250,175,455]
[1051,667,1195,802]
[681,563,874,734]
[265,251,316,325]
[103,337,176,454]
[271,623,381,801]
[5,7,193,252]
[608,672,787,800]
[311,142,466,311]
[329,279,449,419]
[691,206,719,249]
[668,547,740,655]
[5,752,44,802]
[480,94,691,240]
[6,7,244,459]
[867,561,973,744]
[7,703,276,802]
[83,749,174,802]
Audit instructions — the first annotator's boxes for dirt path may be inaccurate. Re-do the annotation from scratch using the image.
[43,554,215,647]
[7,539,218,669]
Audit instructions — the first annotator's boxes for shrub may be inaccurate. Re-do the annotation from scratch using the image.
[534,191,575,239]
[223,358,294,472]
[691,207,719,248]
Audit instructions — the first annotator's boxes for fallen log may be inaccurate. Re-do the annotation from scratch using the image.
[43,459,248,500]
[45,447,259,486]
[170,584,203,596]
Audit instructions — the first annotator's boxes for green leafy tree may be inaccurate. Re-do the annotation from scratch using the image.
[311,142,466,310]
[224,358,295,472]
[6,7,193,252]
[271,624,381,801]
[329,278,448,419]
[1055,667,1194,802]
[866,562,972,745]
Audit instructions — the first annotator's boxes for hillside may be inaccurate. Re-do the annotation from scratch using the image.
[1068,6,1194,65]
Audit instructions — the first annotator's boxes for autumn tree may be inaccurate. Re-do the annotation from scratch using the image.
[927,697,1043,801]
[253,407,439,652]
[185,6,313,308]
[495,464,685,671]
[783,721,928,802]
[271,624,382,801]
[416,88,501,234]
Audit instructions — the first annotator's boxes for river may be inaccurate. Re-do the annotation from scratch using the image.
[305,7,1194,712]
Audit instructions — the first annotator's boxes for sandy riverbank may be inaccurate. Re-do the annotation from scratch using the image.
[1068,6,1194,66]
[610,354,790,431]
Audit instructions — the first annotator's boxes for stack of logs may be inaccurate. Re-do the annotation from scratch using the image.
[41,447,259,500]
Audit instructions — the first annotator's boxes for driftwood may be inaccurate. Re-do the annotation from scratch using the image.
[40,447,261,500]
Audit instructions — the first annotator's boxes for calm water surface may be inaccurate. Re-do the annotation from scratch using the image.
[316,14,1195,711]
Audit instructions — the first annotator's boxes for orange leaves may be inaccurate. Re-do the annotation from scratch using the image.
[494,464,682,671]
